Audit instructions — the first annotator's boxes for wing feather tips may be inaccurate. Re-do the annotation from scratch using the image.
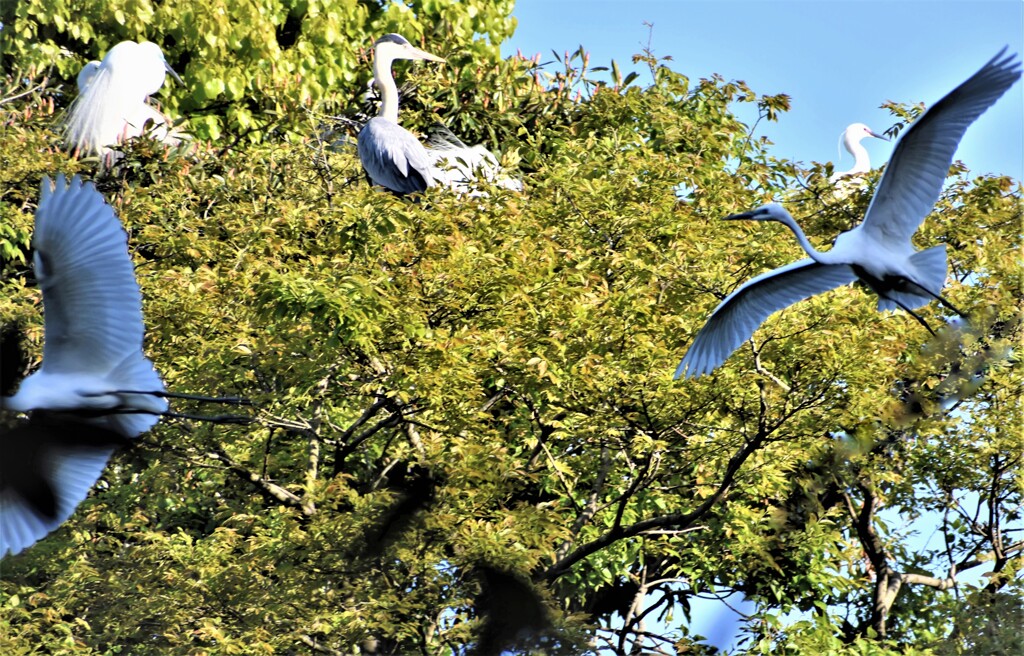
[0,443,116,558]
[674,261,857,380]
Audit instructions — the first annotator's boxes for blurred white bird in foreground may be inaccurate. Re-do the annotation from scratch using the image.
[1,174,167,558]
[63,40,184,160]
[829,122,889,184]
[676,48,1022,379]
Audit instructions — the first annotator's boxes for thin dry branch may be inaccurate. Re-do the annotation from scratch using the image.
[541,424,773,582]
[205,446,303,508]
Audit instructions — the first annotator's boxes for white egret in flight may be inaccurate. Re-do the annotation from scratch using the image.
[829,122,889,183]
[675,48,1021,379]
[63,40,184,160]
[0,174,167,558]
[358,34,447,195]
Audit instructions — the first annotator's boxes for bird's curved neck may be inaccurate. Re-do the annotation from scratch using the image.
[373,53,400,124]
[843,137,871,175]
[774,214,827,263]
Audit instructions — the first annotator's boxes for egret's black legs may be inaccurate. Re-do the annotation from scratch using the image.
[159,410,253,425]
[889,297,937,335]
[898,278,969,319]
[926,289,968,319]
[113,390,253,406]
[88,391,255,425]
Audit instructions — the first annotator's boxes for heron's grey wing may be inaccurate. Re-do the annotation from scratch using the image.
[861,49,1021,243]
[33,175,147,375]
[423,122,468,151]
[675,259,857,379]
[0,417,121,558]
[358,118,434,195]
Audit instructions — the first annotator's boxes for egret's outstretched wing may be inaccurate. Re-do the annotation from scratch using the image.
[0,415,128,558]
[358,117,435,195]
[676,259,857,379]
[861,48,1021,243]
[33,174,146,375]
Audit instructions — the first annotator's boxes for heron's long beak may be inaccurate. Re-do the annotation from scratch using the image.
[868,129,889,141]
[723,209,763,221]
[410,47,446,64]
[165,61,184,86]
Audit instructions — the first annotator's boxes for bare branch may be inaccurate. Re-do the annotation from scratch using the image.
[205,446,303,508]
[541,425,772,582]
[556,447,610,560]
[303,373,333,516]
[298,634,347,655]
[330,395,388,476]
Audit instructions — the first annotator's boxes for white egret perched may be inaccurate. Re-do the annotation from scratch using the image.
[425,123,524,196]
[0,174,167,558]
[358,34,447,195]
[63,40,184,159]
[829,123,889,183]
[675,48,1021,380]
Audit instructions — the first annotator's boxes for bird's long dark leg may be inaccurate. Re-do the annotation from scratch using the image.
[102,406,253,425]
[887,296,937,336]
[914,284,968,318]
[113,390,254,406]
[158,410,253,425]
[887,276,969,319]
[855,269,939,335]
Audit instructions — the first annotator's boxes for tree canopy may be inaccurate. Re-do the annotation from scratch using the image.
[1,2,1021,654]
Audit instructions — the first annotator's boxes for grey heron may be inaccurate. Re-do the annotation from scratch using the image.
[675,48,1021,379]
[357,34,446,195]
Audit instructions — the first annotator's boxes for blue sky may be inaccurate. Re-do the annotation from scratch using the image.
[502,1,1024,181]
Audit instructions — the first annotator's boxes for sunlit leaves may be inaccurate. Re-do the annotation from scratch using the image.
[1,21,1021,656]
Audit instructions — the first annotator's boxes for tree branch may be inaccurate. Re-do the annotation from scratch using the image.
[205,446,303,508]
[541,426,771,582]
[556,447,610,560]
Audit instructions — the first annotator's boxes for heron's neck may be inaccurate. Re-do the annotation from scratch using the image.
[774,214,827,263]
[844,136,872,175]
[373,53,400,123]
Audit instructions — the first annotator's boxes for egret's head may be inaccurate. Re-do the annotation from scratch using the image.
[723,202,793,224]
[76,61,101,93]
[373,34,446,65]
[99,41,181,97]
[136,41,183,95]
[845,122,888,144]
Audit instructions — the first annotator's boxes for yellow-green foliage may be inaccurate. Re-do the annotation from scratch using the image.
[2,0,519,139]
[0,13,1021,656]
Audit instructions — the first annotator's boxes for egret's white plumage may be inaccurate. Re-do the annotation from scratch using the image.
[76,60,101,93]
[676,48,1021,379]
[63,40,184,159]
[425,123,524,196]
[1,174,166,558]
[829,122,888,183]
